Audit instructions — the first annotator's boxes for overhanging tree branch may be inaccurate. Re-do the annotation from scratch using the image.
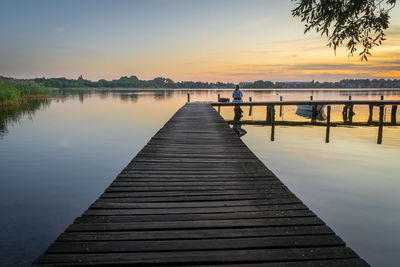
[292,0,396,61]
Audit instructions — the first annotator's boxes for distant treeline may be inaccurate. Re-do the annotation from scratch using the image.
[32,75,400,89]
[267,79,400,89]
[1,75,400,91]
[33,76,236,89]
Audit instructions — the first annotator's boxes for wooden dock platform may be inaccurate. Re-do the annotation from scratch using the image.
[33,103,369,266]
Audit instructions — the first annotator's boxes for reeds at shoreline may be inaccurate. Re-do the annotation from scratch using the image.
[0,77,51,104]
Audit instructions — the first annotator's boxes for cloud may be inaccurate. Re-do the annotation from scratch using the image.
[287,61,400,72]
[54,27,64,37]
[188,56,400,82]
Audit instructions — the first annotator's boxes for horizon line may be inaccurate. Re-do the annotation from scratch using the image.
[1,74,399,84]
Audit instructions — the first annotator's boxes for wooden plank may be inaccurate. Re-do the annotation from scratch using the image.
[127,161,268,167]
[111,178,279,183]
[66,217,324,231]
[90,198,301,209]
[108,181,282,187]
[75,210,315,223]
[83,204,308,216]
[128,159,264,164]
[99,189,291,198]
[104,185,287,192]
[99,193,294,202]
[57,225,335,241]
[46,235,345,253]
[98,194,295,202]
[33,247,359,265]
[114,177,277,181]
[118,172,273,176]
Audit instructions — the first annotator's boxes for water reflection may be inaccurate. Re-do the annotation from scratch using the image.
[227,103,397,144]
[120,93,139,102]
[295,108,326,121]
[0,89,190,139]
[0,88,399,267]
[232,105,247,137]
[0,98,51,138]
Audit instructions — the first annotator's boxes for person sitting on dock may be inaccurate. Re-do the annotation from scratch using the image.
[232,85,243,103]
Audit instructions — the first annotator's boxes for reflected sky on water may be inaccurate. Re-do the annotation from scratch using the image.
[0,89,399,266]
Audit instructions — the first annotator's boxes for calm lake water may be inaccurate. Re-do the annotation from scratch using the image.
[1,89,399,266]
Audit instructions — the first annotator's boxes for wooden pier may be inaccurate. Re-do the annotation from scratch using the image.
[211,98,400,144]
[33,103,369,266]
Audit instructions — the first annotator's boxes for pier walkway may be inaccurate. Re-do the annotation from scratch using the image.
[34,103,368,266]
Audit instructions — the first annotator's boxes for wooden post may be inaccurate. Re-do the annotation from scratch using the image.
[368,104,373,123]
[310,95,315,123]
[266,106,271,124]
[311,105,317,122]
[187,93,190,103]
[349,104,354,124]
[342,105,348,123]
[348,96,353,123]
[218,105,220,114]
[377,105,384,144]
[391,105,397,124]
[249,97,253,116]
[218,93,220,102]
[325,106,331,143]
[279,96,283,117]
[271,106,275,141]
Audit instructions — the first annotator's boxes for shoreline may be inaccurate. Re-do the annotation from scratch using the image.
[57,87,400,91]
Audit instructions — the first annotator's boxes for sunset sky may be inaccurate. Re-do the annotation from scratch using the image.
[1,0,399,82]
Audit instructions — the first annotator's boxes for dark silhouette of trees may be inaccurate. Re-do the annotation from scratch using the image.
[24,75,400,89]
[33,76,235,89]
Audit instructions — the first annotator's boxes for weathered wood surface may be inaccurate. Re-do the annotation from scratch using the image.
[33,103,369,266]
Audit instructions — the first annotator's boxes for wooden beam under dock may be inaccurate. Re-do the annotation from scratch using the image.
[211,100,400,107]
